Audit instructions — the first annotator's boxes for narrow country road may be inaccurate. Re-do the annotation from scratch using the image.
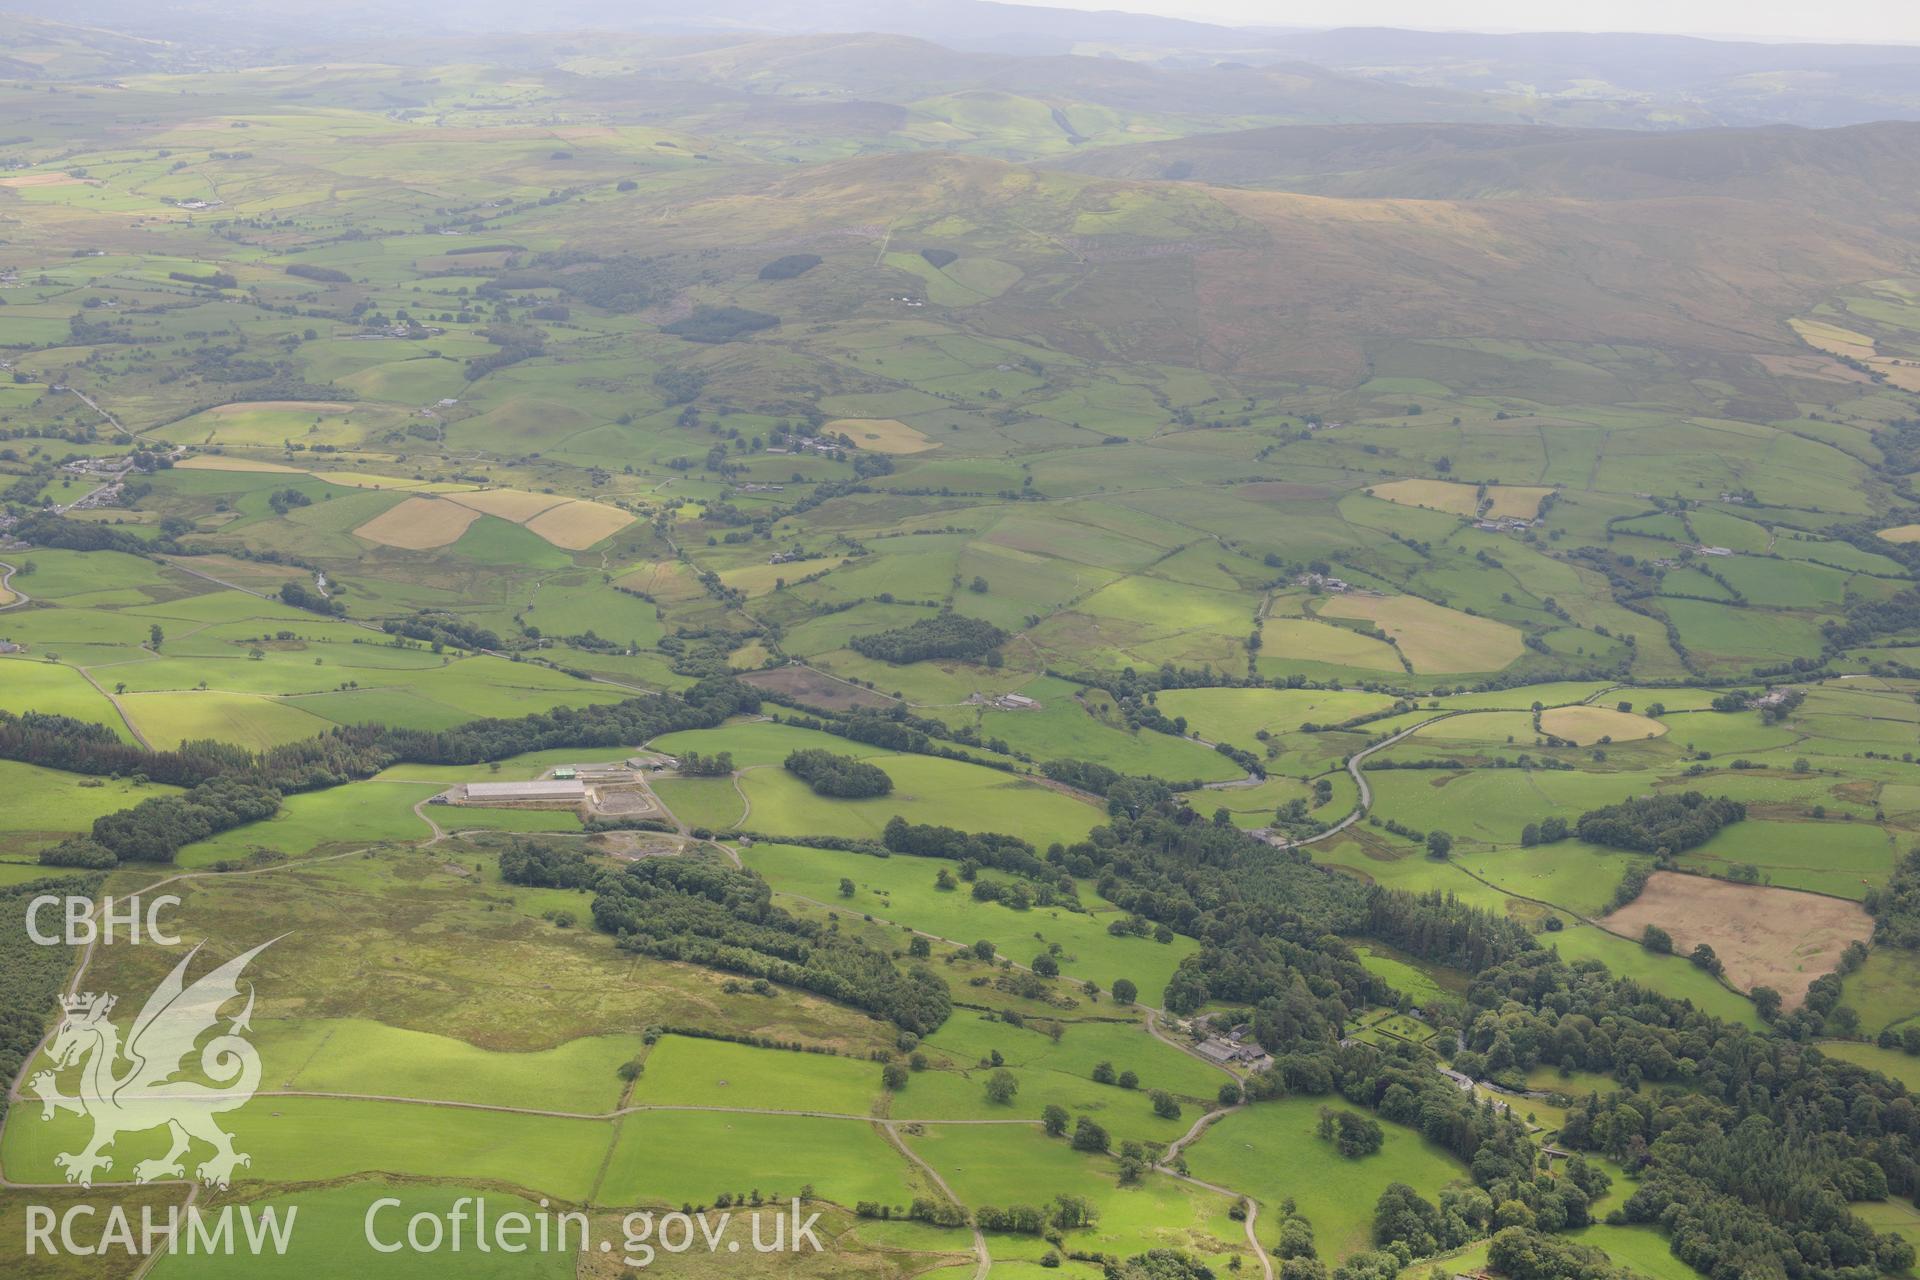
[1259,711,1462,850]
[0,559,28,612]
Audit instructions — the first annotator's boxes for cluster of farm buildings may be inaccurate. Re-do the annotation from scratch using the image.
[439,761,660,818]
[1191,1023,1273,1071]
[967,691,1041,710]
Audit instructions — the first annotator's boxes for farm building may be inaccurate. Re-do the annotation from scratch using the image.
[461,780,586,804]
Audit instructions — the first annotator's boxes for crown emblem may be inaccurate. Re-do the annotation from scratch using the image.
[60,992,114,1018]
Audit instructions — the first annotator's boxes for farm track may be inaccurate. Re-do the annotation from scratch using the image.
[730,767,756,827]
[73,663,152,748]
[880,1120,989,1280]
[1161,1102,1239,1164]
[12,1086,1045,1126]
[412,795,447,842]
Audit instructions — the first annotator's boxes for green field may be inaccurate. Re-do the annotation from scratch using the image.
[1184,1098,1471,1261]
[741,840,1195,996]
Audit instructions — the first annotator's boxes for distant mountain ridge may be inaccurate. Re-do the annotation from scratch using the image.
[1047,119,1920,228]
[8,0,1920,128]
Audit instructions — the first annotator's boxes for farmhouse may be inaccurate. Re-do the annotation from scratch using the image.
[1694,545,1734,556]
[461,779,586,804]
[1194,1033,1267,1068]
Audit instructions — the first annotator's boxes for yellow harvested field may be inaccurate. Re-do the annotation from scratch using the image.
[1369,478,1554,520]
[175,455,304,474]
[524,499,636,550]
[1790,317,1877,362]
[1870,360,1920,393]
[1753,353,1876,385]
[827,418,940,455]
[352,496,482,549]
[308,471,440,491]
[1318,594,1523,673]
[1539,705,1667,746]
[615,560,707,603]
[0,173,95,188]
[208,400,355,415]
[446,488,570,522]
[1260,617,1403,671]
[1880,525,1920,544]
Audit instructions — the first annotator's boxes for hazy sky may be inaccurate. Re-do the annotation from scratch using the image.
[1043,0,1920,45]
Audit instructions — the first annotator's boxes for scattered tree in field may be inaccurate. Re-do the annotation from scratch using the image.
[1317,1108,1383,1158]
[1112,978,1137,1005]
[882,1063,908,1090]
[1042,1104,1069,1136]
[985,1068,1019,1104]
[1071,1116,1109,1152]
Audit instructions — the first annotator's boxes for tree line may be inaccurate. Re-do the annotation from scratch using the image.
[591,857,951,1034]
[7,678,760,866]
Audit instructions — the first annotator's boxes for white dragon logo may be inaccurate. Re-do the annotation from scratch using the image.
[29,938,277,1190]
